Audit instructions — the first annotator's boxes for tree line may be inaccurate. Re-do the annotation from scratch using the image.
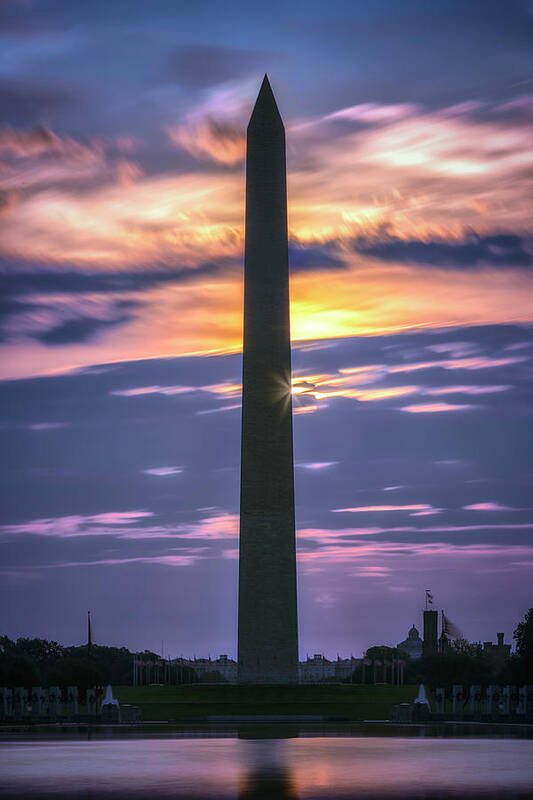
[0,638,163,689]
[349,608,533,690]
[2,608,532,691]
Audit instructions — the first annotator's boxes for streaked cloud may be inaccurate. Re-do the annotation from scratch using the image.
[463,502,513,511]
[0,510,239,541]
[143,466,183,476]
[332,504,435,514]
[167,117,245,166]
[1,90,533,379]
[0,510,155,538]
[112,385,196,397]
[195,403,241,415]
[27,422,68,431]
[297,540,533,565]
[425,385,510,396]
[401,402,478,413]
[42,551,207,570]
[297,461,338,470]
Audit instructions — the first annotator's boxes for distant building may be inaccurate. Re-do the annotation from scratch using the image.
[174,655,238,682]
[397,625,423,659]
[483,632,511,663]
[299,654,334,683]
[298,654,359,683]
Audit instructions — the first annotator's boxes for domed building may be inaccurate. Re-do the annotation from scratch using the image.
[397,625,423,659]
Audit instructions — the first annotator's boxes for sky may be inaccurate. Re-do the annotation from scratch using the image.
[1,0,532,659]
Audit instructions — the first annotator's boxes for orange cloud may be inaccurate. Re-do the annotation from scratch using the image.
[1,95,533,378]
[0,125,101,162]
[168,117,246,165]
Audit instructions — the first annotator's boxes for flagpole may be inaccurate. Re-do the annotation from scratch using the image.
[87,610,91,713]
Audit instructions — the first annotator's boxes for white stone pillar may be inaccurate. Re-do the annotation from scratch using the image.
[31,687,44,717]
[469,685,481,716]
[67,686,78,717]
[48,687,62,717]
[1,688,13,718]
[486,685,500,716]
[452,685,464,715]
[87,689,97,715]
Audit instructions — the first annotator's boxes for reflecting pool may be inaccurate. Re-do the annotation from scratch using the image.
[1,728,533,799]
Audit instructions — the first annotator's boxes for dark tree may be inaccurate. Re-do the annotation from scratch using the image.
[0,654,40,687]
[514,609,533,660]
[513,608,533,680]
[47,657,103,694]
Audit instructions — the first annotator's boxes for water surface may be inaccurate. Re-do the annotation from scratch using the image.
[1,730,532,799]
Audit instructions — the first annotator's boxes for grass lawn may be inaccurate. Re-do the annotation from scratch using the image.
[114,684,420,722]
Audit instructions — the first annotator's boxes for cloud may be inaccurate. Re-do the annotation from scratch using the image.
[166,79,251,165]
[0,510,239,542]
[112,385,196,397]
[143,466,183,476]
[287,355,519,413]
[332,504,435,514]
[388,355,528,373]
[34,307,137,345]
[297,462,338,470]
[293,403,323,415]
[0,125,99,162]
[426,342,480,358]
[195,403,241,415]
[289,243,346,272]
[1,160,533,378]
[111,381,242,402]
[0,510,155,538]
[0,262,220,299]
[463,502,513,511]
[297,539,533,566]
[1,127,532,375]
[167,116,245,166]
[325,103,419,125]
[0,293,143,346]
[4,91,533,271]
[0,124,107,199]
[44,552,207,569]
[425,385,510,395]
[351,232,533,268]
[353,565,391,578]
[400,402,478,413]
[0,263,222,348]
[27,422,68,431]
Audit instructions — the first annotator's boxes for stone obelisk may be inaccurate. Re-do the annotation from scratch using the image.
[238,76,298,684]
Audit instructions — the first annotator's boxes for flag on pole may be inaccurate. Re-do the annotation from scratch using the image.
[87,610,92,651]
[442,613,462,639]
[425,589,433,604]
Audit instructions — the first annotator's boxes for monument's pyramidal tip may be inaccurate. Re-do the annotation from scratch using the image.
[248,74,283,127]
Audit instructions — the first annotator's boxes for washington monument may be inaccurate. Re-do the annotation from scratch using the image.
[237,76,299,684]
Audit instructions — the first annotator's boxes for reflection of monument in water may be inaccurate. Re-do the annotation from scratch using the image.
[239,766,298,800]
[238,77,299,685]
[238,738,298,800]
